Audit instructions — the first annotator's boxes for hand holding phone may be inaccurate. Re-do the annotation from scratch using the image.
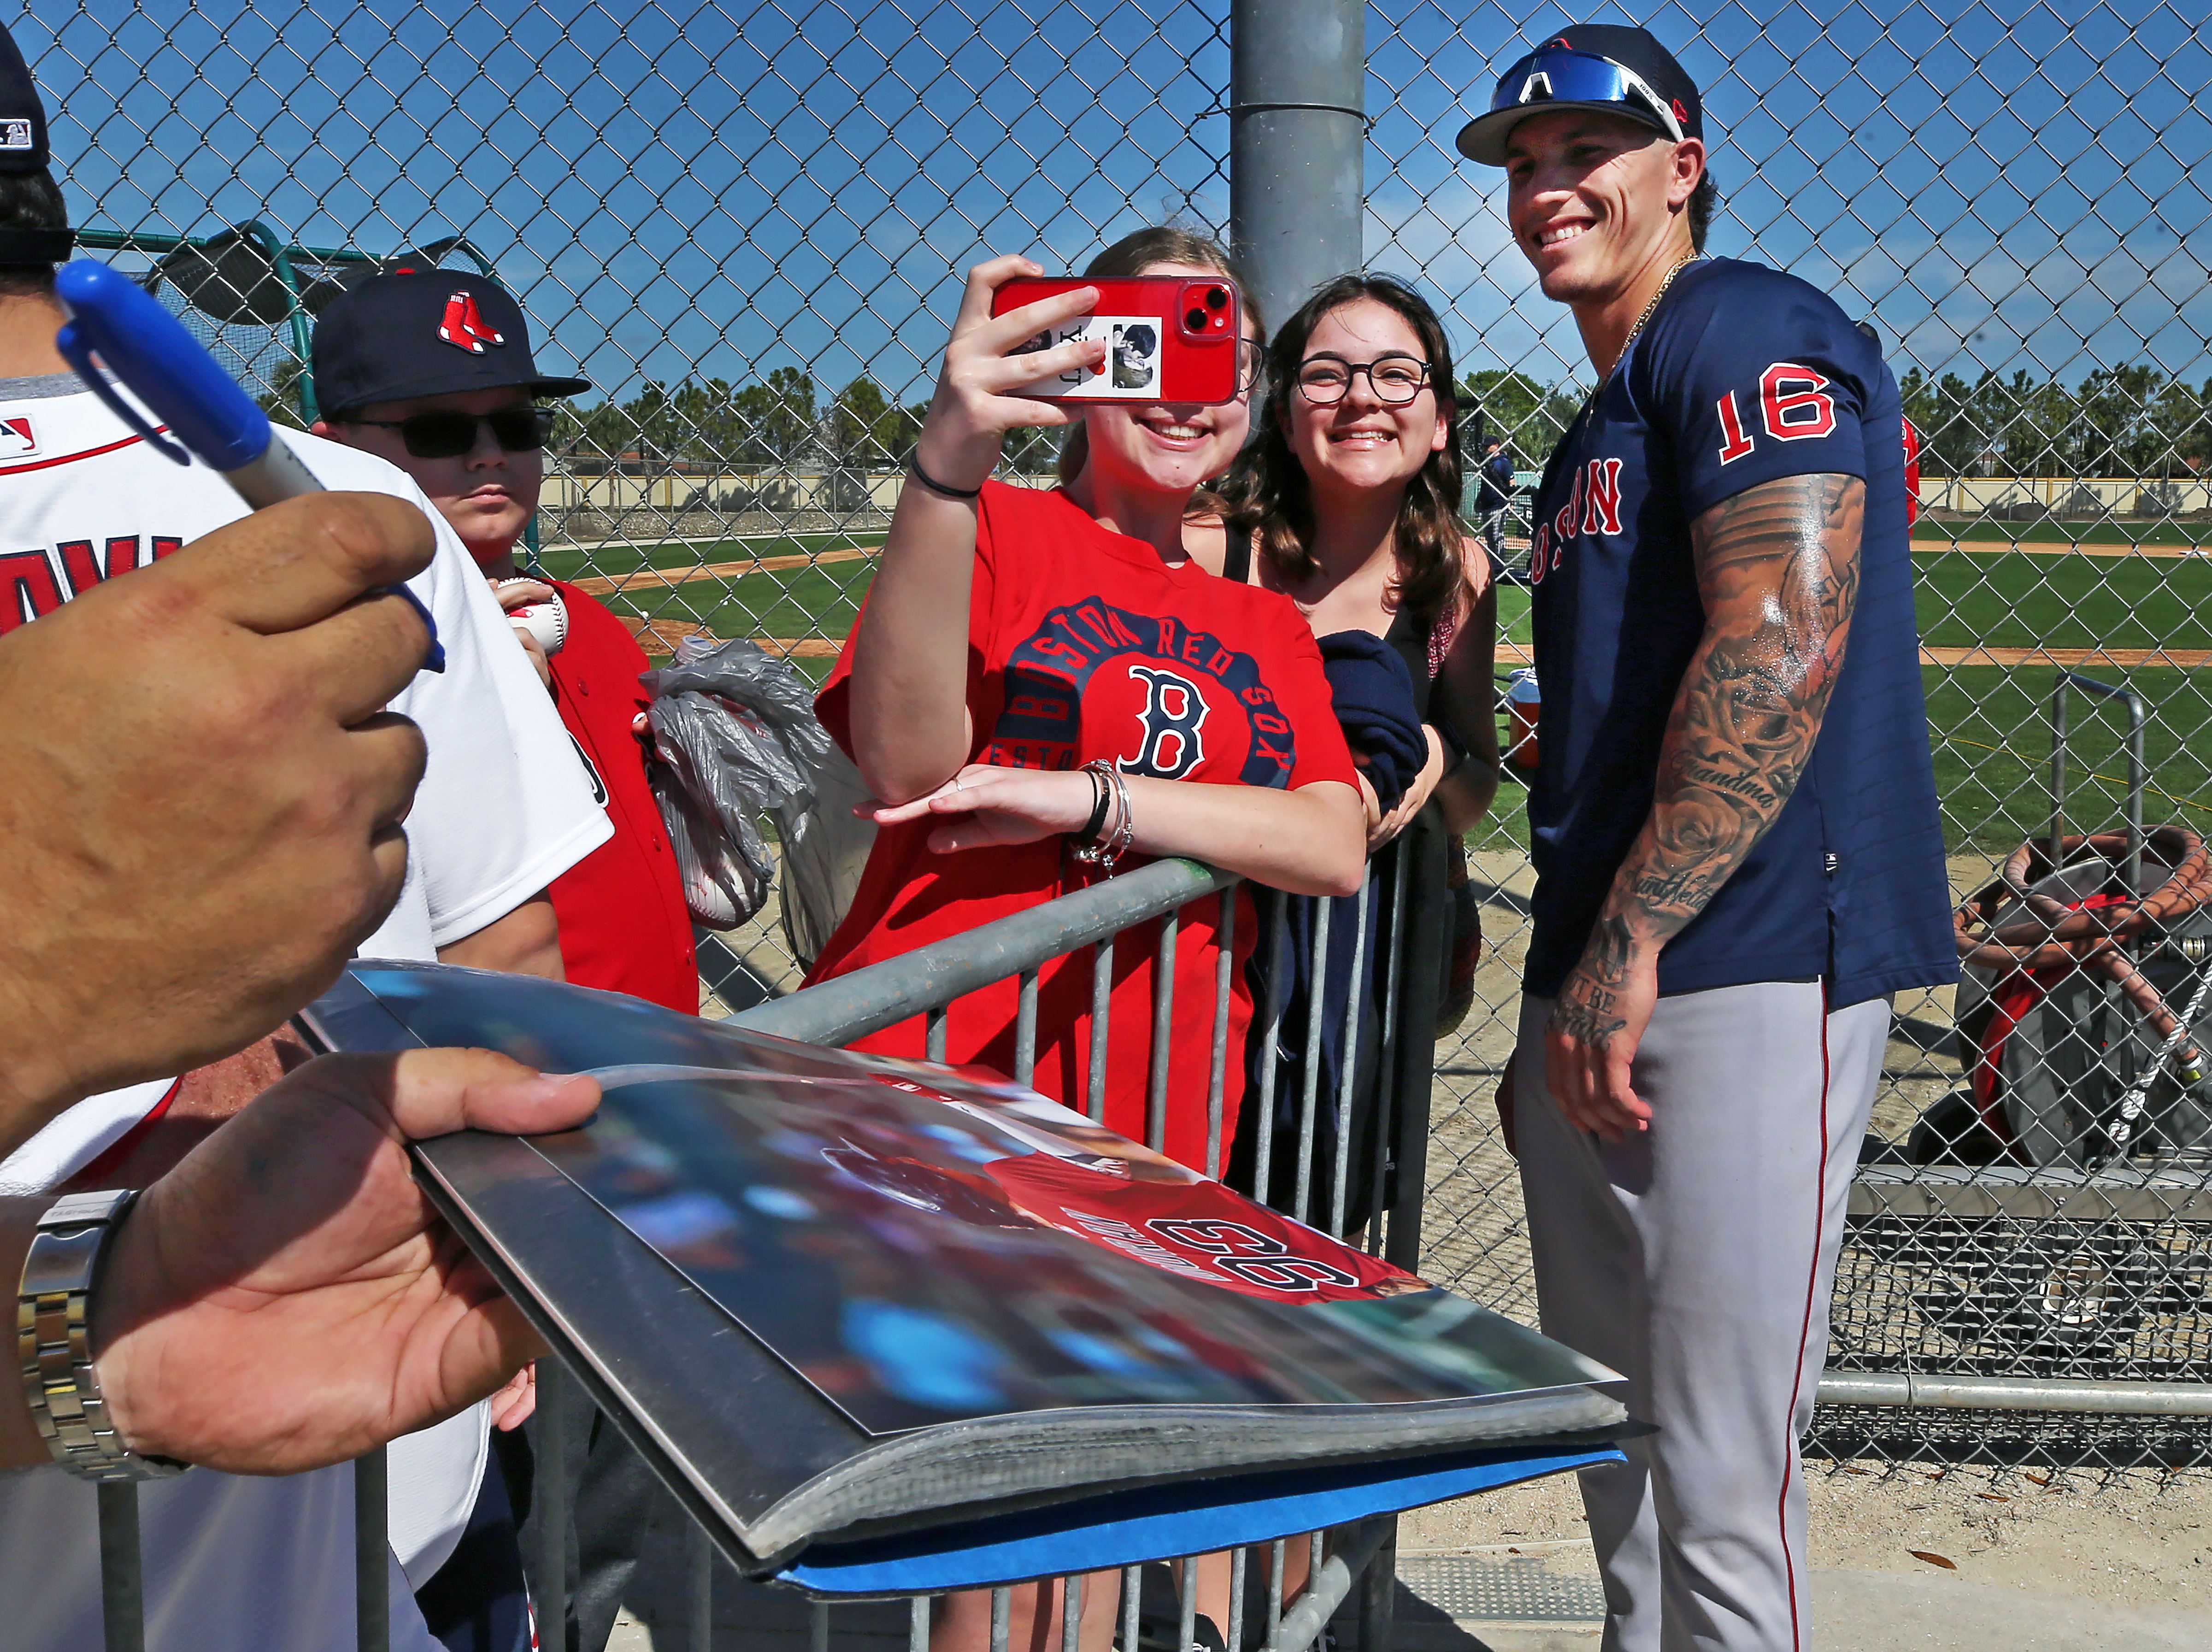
[909,256,1107,494]
[990,274,1243,406]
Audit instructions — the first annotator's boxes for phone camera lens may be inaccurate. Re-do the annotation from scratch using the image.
[1185,307,1207,331]
[1205,286,1228,309]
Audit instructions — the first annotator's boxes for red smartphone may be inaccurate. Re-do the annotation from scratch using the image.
[990,275,1242,405]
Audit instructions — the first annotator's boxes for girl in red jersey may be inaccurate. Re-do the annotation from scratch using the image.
[809,226,1365,1652]
[809,229,1365,1179]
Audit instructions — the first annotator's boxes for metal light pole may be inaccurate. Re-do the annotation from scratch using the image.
[1230,0,1365,331]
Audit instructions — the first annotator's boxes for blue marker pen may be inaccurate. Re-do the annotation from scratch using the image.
[51,258,445,672]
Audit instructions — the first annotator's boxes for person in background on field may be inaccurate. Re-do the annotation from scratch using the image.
[1474,433,1519,573]
[1208,273,1500,1225]
[811,223,1365,1652]
[313,270,702,1652]
[1457,25,1956,1650]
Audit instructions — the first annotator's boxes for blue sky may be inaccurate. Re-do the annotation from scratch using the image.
[23,0,2211,406]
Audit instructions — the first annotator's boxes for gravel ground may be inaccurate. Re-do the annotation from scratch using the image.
[1396,1457,2212,1616]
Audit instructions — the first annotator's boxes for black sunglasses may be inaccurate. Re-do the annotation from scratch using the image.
[346,406,556,459]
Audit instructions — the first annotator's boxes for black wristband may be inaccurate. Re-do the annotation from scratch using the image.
[1076,764,1112,844]
[907,453,984,501]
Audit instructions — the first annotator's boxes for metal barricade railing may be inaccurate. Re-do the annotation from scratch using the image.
[513,828,1451,1652]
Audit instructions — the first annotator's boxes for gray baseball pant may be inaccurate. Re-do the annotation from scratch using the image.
[1512,980,1889,1652]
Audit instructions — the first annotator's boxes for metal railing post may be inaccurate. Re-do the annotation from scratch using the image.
[533,1363,571,1650]
[97,1482,145,1652]
[354,1446,388,1652]
[1230,0,1365,329]
[1383,819,1447,1274]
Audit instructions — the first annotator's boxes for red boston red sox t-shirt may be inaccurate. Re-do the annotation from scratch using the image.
[809,482,1355,1171]
[543,579,699,1012]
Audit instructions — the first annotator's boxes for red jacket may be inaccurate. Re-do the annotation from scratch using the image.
[543,580,697,1011]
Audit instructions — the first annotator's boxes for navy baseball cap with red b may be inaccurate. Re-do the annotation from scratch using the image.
[0,19,75,265]
[1456,25,1703,165]
[311,269,589,417]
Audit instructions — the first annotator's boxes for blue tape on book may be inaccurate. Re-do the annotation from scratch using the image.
[778,1441,1624,1595]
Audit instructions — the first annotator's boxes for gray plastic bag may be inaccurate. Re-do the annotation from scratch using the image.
[643,638,875,962]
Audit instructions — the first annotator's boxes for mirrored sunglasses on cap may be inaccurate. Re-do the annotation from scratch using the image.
[1489,47,1685,143]
[346,406,557,459]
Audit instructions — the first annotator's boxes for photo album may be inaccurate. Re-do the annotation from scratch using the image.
[299,962,1629,1594]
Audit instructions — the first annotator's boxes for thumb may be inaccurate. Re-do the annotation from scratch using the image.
[379,1046,601,1140]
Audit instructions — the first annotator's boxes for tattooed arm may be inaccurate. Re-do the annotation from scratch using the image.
[1544,472,1865,1139]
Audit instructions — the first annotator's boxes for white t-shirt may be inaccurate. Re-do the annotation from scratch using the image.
[0,376,613,1651]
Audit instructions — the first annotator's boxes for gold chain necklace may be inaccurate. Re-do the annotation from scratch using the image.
[1597,252,1702,394]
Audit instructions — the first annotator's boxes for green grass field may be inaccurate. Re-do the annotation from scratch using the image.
[561,531,2212,852]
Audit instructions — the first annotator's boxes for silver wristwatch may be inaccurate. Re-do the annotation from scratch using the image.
[16,1189,189,1482]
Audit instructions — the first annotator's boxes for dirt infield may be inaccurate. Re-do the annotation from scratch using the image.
[625,620,841,658]
[574,542,879,598]
[1912,538,2208,559]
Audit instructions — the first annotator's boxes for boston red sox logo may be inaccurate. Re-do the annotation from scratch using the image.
[1120,664,1210,779]
[438,290,505,354]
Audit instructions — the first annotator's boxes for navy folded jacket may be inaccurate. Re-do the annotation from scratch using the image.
[1317,630,1427,811]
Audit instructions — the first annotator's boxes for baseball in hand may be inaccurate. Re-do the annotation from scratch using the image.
[496,580,568,656]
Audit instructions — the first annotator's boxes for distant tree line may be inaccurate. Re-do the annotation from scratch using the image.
[271,356,2212,488]
[1898,365,2212,479]
[540,372,1073,475]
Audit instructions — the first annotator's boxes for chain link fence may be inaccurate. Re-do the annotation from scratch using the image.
[27,0,2212,1497]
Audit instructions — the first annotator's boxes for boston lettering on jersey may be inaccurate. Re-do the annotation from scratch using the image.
[0,534,182,632]
[987,600,1300,788]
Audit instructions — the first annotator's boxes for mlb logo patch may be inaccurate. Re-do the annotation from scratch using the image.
[438,290,505,354]
[0,415,38,458]
[0,120,30,152]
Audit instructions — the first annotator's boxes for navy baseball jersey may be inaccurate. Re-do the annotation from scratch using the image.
[1523,257,1956,1007]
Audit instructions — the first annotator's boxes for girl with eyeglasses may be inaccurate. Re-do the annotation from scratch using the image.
[1207,274,1502,1222]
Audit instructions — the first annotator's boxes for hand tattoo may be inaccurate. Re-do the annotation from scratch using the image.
[1549,991,1627,1051]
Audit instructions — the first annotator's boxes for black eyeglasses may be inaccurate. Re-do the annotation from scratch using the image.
[1294,352,1432,407]
[345,406,556,459]
[1237,338,1266,394]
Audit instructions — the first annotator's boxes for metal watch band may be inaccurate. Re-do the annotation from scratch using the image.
[17,1188,189,1483]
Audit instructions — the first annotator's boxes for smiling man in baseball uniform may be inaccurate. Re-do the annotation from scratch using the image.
[1457,25,1956,1652]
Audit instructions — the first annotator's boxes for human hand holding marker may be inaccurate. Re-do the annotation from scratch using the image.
[0,263,455,1154]
[52,257,444,670]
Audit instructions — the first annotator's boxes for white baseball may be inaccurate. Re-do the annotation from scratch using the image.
[497,582,568,655]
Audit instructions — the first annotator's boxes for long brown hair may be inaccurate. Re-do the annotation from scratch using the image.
[1055,225,1265,488]
[1223,274,1465,631]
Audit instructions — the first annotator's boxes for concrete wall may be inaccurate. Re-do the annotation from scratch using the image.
[1916,475,2212,517]
[544,470,907,514]
[542,470,1071,516]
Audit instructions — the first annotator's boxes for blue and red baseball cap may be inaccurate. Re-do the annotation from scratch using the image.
[1456,25,1703,165]
[311,269,589,416]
